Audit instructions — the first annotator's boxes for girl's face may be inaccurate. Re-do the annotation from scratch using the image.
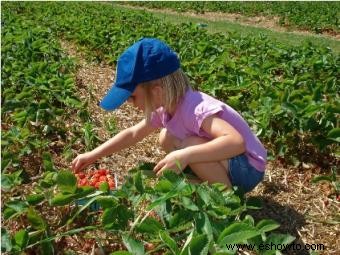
[127,82,163,112]
[127,86,146,111]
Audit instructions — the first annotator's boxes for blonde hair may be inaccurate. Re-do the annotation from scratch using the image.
[141,68,192,122]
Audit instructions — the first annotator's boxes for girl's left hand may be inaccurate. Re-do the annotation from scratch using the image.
[153,149,189,177]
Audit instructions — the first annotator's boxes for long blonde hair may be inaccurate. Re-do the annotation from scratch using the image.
[141,68,192,122]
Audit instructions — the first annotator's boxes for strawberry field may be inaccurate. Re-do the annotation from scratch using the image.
[1,2,339,254]
[122,1,340,35]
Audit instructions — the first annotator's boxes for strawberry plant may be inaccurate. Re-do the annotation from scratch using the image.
[1,164,295,254]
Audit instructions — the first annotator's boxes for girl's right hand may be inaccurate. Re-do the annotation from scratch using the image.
[71,151,98,173]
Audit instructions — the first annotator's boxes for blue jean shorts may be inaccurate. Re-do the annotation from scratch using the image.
[228,154,264,193]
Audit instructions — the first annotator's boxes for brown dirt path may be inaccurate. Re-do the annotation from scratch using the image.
[60,40,340,254]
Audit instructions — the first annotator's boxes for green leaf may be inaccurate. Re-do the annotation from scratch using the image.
[56,170,77,194]
[102,205,133,230]
[1,171,23,191]
[312,175,334,183]
[148,178,187,210]
[39,171,57,188]
[133,171,144,193]
[5,200,28,214]
[96,196,118,209]
[263,233,296,254]
[14,229,29,249]
[3,208,17,220]
[1,228,12,252]
[65,96,82,108]
[122,234,144,255]
[218,223,260,246]
[159,230,179,254]
[99,182,109,193]
[189,234,209,255]
[182,197,199,211]
[242,215,255,226]
[74,186,96,199]
[195,212,213,242]
[256,219,280,233]
[327,128,340,142]
[155,179,174,193]
[40,234,54,255]
[42,152,55,172]
[180,230,194,255]
[50,193,76,206]
[197,186,211,205]
[168,210,192,229]
[136,216,163,235]
[26,193,45,205]
[27,208,47,230]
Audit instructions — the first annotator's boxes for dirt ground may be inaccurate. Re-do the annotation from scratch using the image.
[57,40,339,254]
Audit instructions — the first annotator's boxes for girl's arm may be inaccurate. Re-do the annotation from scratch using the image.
[92,119,157,158]
[182,114,245,163]
[72,119,157,172]
[153,114,245,174]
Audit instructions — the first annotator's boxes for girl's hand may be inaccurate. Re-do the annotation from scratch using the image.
[71,151,98,173]
[153,149,189,177]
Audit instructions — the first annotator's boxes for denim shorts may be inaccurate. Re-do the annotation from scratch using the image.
[228,154,264,193]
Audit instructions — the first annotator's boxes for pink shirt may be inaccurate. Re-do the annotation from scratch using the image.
[150,89,266,172]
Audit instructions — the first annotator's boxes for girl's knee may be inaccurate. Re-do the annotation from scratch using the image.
[159,128,180,152]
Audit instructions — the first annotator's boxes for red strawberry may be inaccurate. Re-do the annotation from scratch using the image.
[98,169,108,176]
[78,172,86,179]
[99,176,107,182]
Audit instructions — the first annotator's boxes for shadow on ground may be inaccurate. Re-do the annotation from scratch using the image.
[247,193,309,255]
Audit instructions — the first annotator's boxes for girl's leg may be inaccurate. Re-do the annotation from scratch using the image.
[159,129,232,187]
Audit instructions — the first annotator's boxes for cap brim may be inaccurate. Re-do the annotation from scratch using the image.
[99,85,133,111]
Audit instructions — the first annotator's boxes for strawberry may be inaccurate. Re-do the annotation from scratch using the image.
[76,169,115,190]
[78,172,86,179]
[98,169,108,176]
[108,180,115,188]
[99,176,107,182]
[79,179,87,186]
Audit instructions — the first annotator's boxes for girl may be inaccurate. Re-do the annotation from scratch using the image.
[72,38,266,192]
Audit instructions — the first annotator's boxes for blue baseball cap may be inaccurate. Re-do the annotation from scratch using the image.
[100,38,180,111]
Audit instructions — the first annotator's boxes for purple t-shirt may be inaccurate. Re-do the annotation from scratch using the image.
[150,89,266,172]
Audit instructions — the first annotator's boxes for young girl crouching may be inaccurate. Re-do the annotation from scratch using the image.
[72,38,266,193]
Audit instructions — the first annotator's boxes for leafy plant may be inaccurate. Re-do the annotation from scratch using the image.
[1,165,295,254]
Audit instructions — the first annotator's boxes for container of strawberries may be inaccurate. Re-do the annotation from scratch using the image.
[75,168,117,211]
[75,169,116,190]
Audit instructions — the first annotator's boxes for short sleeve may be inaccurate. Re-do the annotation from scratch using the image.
[150,108,164,128]
[195,106,224,134]
[182,96,225,136]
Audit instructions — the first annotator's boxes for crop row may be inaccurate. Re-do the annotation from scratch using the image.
[121,1,340,34]
[1,5,102,191]
[5,1,339,166]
